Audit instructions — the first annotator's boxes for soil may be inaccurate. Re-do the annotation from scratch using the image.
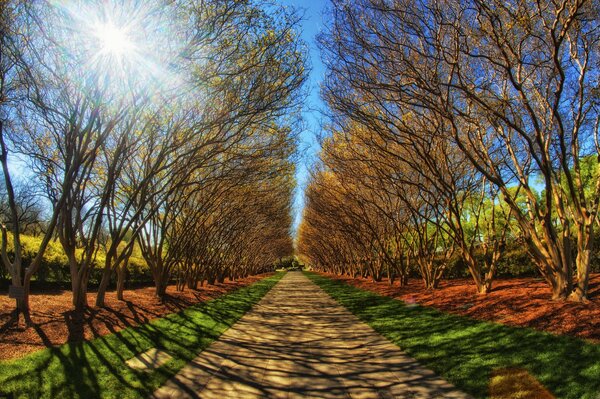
[0,274,271,361]
[323,273,600,343]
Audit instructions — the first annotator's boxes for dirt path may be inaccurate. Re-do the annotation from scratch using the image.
[153,271,471,399]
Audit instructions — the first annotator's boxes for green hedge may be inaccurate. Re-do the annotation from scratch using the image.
[0,233,153,286]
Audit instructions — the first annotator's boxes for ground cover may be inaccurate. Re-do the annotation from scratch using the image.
[323,273,600,342]
[307,272,600,399]
[0,274,271,360]
[0,272,284,399]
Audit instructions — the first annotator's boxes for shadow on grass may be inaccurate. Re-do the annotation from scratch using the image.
[306,272,600,399]
[0,273,284,399]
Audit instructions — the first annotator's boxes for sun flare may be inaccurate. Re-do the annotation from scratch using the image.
[93,21,134,57]
[49,1,186,96]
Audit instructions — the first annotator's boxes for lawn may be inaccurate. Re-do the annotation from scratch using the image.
[306,272,600,399]
[0,272,284,399]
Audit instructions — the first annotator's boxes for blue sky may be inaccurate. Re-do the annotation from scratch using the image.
[278,0,327,235]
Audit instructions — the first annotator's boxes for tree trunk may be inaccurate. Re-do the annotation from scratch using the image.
[186,274,195,289]
[477,282,492,294]
[18,268,36,326]
[569,224,593,302]
[12,279,32,326]
[549,272,570,300]
[155,280,168,300]
[116,266,126,301]
[570,253,591,302]
[399,274,409,287]
[461,247,490,295]
[73,280,88,312]
[176,268,185,292]
[95,265,113,307]
[479,260,499,295]
[401,252,411,287]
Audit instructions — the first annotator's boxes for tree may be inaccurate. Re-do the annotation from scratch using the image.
[1,0,306,316]
[315,0,600,301]
[0,0,68,323]
[0,179,44,236]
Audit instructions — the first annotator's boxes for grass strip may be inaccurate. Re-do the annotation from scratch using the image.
[305,272,600,399]
[0,272,284,399]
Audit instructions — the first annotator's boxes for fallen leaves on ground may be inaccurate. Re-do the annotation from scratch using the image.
[489,368,555,399]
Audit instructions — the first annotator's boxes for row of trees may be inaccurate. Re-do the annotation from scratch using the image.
[298,0,599,302]
[0,0,304,322]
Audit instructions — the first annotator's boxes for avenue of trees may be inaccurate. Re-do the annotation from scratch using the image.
[0,0,305,322]
[298,0,600,302]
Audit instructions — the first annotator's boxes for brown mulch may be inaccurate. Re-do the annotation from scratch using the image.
[0,274,272,361]
[322,273,600,343]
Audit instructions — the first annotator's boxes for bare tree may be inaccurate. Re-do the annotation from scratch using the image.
[313,0,600,301]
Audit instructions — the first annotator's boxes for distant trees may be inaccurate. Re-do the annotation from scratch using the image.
[0,0,304,321]
[0,180,44,236]
[299,0,599,302]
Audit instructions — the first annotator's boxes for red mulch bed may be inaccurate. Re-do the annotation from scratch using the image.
[0,274,271,361]
[322,273,600,343]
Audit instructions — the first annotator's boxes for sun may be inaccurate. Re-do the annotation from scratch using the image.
[93,21,134,57]
[49,1,185,96]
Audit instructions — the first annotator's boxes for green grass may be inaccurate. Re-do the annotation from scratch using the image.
[305,272,600,399]
[0,272,284,399]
